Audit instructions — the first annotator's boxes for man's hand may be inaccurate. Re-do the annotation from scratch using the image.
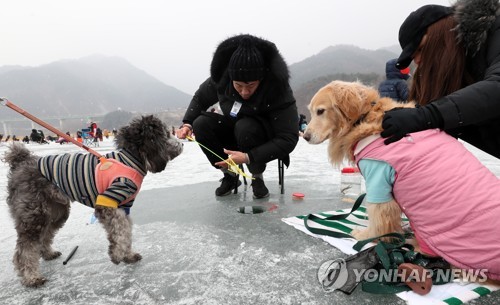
[176,124,192,139]
[214,149,249,168]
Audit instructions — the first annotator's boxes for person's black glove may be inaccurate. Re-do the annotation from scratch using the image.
[381,105,443,145]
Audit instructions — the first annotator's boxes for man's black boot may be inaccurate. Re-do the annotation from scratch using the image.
[215,173,241,196]
[251,177,269,199]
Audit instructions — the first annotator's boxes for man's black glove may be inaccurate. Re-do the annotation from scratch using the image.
[381,104,443,145]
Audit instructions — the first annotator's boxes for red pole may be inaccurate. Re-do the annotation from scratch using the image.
[0,97,104,160]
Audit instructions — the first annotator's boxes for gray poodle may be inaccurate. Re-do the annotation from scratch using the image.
[4,115,183,287]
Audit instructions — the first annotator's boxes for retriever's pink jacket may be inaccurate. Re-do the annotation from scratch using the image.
[355,129,500,280]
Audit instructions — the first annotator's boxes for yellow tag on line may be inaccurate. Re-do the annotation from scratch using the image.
[186,136,253,179]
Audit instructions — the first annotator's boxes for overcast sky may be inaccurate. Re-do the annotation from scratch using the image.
[1,0,452,94]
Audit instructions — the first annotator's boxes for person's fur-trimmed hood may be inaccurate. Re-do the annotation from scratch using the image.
[210,34,290,91]
[453,0,500,56]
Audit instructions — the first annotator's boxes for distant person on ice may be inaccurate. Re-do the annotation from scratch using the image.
[176,34,299,199]
[378,58,410,102]
[298,114,308,135]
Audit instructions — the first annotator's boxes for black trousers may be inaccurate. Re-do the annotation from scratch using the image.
[192,113,268,174]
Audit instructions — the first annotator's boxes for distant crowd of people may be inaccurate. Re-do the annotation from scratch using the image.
[0,122,119,145]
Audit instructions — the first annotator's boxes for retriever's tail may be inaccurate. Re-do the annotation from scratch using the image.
[3,142,36,170]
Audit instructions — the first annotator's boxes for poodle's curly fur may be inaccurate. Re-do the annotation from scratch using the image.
[4,115,183,287]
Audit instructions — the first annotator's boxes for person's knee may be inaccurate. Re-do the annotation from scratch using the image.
[234,118,266,146]
[247,162,266,175]
[192,116,212,133]
[235,118,259,135]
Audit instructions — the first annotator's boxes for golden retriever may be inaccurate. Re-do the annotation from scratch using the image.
[303,80,413,242]
[303,80,500,283]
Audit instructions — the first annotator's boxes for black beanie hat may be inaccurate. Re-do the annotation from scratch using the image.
[396,4,453,69]
[228,37,265,81]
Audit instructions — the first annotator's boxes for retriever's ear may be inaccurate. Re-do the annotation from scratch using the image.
[330,82,364,121]
[358,84,380,106]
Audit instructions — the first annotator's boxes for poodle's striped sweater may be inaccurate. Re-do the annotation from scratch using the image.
[37,150,146,210]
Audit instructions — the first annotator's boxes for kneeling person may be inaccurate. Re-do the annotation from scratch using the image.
[176,34,299,198]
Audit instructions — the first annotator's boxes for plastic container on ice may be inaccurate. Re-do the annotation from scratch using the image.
[340,167,364,202]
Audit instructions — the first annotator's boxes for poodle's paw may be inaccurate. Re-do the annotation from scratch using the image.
[123,252,142,264]
[108,244,126,264]
[110,253,124,265]
[109,248,124,264]
[22,276,47,287]
[42,250,62,261]
[351,228,372,241]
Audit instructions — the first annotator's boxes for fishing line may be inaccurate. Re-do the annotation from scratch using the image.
[186,135,253,179]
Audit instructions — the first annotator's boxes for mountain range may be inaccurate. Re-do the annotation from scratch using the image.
[289,44,399,117]
[289,44,399,88]
[0,45,400,135]
[0,55,190,120]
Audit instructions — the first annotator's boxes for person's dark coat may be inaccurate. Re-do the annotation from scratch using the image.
[378,59,409,102]
[182,34,299,166]
[434,0,500,157]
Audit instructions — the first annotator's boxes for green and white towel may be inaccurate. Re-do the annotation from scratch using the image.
[282,206,500,305]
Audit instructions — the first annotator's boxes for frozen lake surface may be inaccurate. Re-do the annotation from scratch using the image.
[0,137,499,305]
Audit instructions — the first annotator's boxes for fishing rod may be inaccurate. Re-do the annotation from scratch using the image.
[0,97,105,161]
